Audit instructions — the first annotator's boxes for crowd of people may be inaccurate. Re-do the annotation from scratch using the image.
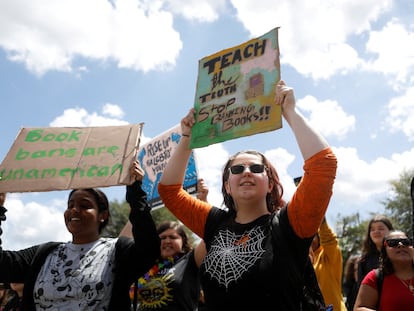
[0,80,413,310]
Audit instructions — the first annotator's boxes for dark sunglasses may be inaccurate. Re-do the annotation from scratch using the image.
[229,164,265,175]
[384,238,412,248]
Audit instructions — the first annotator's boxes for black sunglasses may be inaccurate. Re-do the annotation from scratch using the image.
[229,164,265,175]
[385,238,412,248]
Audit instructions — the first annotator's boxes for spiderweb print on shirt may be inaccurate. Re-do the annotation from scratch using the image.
[203,226,266,289]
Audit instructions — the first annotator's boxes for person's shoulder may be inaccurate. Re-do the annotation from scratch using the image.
[206,205,229,219]
[116,236,130,243]
[366,269,377,278]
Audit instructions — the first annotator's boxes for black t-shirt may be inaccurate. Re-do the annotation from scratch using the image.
[200,207,311,311]
[137,251,200,311]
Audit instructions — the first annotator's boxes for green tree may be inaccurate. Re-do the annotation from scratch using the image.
[382,168,414,237]
[336,212,366,262]
[102,201,177,237]
[336,168,414,267]
[102,199,130,237]
[102,201,196,245]
[151,206,180,225]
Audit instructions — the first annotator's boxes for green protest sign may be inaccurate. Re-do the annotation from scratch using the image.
[191,27,281,148]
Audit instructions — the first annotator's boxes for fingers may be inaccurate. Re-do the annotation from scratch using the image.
[181,108,196,127]
[130,160,144,181]
[275,80,294,107]
[196,178,209,202]
[198,179,208,193]
[180,108,196,138]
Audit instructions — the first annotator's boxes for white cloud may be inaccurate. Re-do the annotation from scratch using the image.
[385,86,414,140]
[165,0,227,22]
[194,144,229,207]
[1,0,407,82]
[102,103,125,118]
[2,193,71,250]
[298,95,355,140]
[49,106,128,127]
[230,0,392,79]
[0,0,182,76]
[332,146,414,213]
[364,20,414,89]
[263,147,297,200]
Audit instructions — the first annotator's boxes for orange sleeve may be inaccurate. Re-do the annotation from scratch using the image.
[288,147,337,238]
[158,183,212,239]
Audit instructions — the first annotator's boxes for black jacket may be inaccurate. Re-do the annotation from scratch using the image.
[0,181,160,310]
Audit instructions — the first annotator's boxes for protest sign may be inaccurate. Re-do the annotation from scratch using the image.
[191,27,281,148]
[137,125,198,208]
[137,124,198,209]
[0,124,143,192]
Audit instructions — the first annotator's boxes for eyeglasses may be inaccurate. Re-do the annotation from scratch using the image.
[384,238,412,248]
[229,164,266,175]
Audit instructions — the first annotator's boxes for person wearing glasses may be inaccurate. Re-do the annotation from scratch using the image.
[346,215,394,311]
[158,80,337,310]
[354,230,414,310]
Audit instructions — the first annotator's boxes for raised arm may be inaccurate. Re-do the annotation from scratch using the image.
[159,111,194,186]
[119,161,145,238]
[276,80,329,160]
[123,161,160,271]
[279,81,337,238]
[158,114,212,237]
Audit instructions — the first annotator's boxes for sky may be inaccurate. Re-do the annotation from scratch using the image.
[1,0,414,250]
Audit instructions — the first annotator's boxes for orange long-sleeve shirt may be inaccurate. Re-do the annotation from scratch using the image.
[158,147,337,239]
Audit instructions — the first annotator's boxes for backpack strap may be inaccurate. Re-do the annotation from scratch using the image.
[270,211,326,310]
[375,268,384,308]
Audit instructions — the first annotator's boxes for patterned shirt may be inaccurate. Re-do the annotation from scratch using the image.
[34,238,116,310]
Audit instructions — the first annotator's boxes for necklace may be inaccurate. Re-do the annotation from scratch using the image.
[136,256,178,289]
[399,277,414,295]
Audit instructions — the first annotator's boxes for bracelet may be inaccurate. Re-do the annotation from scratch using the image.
[182,133,190,137]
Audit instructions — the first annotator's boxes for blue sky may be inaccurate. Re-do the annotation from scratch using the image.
[1,0,414,250]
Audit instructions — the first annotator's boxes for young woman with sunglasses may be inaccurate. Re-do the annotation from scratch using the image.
[346,215,394,310]
[354,230,414,310]
[158,80,337,310]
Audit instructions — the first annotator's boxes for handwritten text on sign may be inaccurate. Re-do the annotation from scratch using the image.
[0,124,143,193]
[137,124,198,209]
[191,27,281,148]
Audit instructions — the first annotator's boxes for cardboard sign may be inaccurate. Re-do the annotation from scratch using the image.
[137,124,198,209]
[0,124,143,192]
[191,27,281,148]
